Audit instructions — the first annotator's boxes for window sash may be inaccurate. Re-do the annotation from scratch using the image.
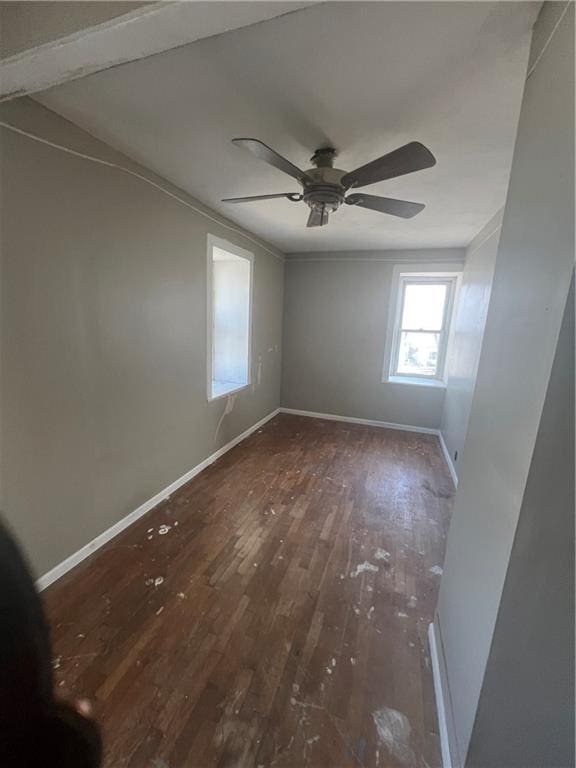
[391,277,456,380]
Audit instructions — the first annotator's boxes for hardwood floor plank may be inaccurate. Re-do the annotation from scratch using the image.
[44,414,453,767]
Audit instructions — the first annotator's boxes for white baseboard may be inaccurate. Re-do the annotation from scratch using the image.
[429,621,454,768]
[36,408,280,591]
[438,431,459,487]
[279,407,439,435]
[278,409,459,486]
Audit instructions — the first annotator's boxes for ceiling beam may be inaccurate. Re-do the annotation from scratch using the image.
[0,1,315,101]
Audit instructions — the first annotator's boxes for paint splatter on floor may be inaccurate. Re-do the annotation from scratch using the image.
[372,707,415,765]
[350,561,379,578]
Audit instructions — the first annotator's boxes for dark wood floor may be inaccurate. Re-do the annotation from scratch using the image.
[44,414,454,768]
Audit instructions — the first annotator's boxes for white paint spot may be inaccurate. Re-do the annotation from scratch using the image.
[307,735,320,745]
[256,358,262,387]
[147,535,153,540]
[58,680,66,687]
[290,697,297,706]
[429,565,443,576]
[325,667,333,675]
[147,528,154,534]
[350,561,379,578]
[368,606,375,619]
[353,606,361,616]
[408,642,416,648]
[145,578,154,586]
[350,657,357,666]
[154,577,164,587]
[156,606,164,616]
[173,521,178,527]
[177,592,186,599]
[396,611,408,619]
[331,658,336,667]
[374,548,391,562]
[158,525,171,535]
[367,585,374,592]
[408,595,417,608]
[292,683,300,694]
[253,563,258,568]
[372,707,415,765]
[77,633,85,639]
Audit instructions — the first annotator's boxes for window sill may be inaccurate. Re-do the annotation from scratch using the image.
[208,381,249,401]
[384,375,446,389]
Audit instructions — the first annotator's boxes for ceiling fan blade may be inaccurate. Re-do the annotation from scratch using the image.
[222,193,302,203]
[232,138,310,183]
[345,193,425,218]
[341,142,436,189]
[307,207,329,227]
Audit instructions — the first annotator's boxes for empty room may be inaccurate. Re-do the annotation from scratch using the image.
[0,2,573,767]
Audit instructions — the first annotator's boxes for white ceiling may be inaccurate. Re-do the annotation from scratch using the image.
[36,2,538,253]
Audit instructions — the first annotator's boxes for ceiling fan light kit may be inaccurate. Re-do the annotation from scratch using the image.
[222,138,436,228]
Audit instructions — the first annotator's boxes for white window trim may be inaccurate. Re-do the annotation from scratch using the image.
[206,234,254,402]
[382,263,462,387]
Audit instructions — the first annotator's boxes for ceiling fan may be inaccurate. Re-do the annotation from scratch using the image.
[222,138,436,228]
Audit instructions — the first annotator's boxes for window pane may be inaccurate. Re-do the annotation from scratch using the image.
[211,247,251,398]
[401,283,447,330]
[396,331,440,376]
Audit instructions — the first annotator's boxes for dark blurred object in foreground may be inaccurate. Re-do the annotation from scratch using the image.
[0,517,102,767]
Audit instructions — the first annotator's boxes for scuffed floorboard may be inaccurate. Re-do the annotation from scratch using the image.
[44,413,454,767]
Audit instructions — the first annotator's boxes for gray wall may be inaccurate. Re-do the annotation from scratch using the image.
[435,3,575,765]
[0,2,150,59]
[440,211,502,477]
[281,251,464,430]
[467,276,574,768]
[0,97,284,578]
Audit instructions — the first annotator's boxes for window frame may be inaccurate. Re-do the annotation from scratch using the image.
[382,265,461,387]
[206,234,254,402]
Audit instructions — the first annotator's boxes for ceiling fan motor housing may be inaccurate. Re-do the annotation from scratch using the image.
[302,166,347,212]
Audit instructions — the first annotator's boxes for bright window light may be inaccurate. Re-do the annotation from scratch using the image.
[207,237,253,400]
[388,274,458,382]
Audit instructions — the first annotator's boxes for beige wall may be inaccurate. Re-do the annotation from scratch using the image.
[440,211,502,477]
[435,3,574,764]
[0,2,151,59]
[0,97,284,578]
[467,275,574,768]
[281,250,464,430]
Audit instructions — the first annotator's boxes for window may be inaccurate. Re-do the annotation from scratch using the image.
[383,269,460,385]
[207,235,253,400]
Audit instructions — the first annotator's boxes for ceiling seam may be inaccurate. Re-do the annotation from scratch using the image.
[0,3,322,104]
